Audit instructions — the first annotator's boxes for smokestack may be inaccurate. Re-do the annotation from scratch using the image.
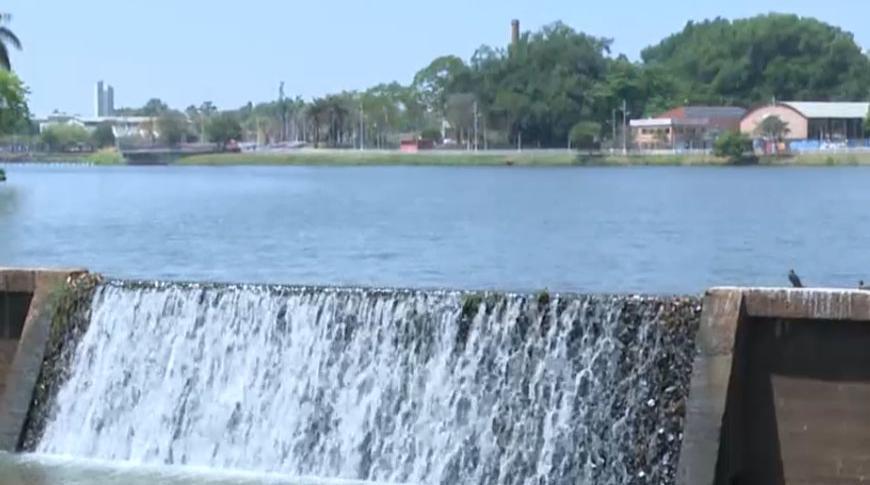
[511,19,520,46]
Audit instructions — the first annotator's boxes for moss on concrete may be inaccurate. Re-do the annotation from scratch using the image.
[19,273,101,451]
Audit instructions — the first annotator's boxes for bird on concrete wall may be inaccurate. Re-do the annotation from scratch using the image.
[788,269,803,288]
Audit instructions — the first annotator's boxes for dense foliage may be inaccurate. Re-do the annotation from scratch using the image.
[156,112,188,146]
[90,122,115,148]
[714,131,753,162]
[0,69,28,134]
[40,124,89,151]
[205,113,243,149]
[642,14,870,105]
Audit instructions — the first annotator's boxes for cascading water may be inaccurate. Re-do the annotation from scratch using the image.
[29,281,700,485]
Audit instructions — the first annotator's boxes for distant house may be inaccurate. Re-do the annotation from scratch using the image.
[399,138,435,153]
[740,102,870,142]
[630,106,747,150]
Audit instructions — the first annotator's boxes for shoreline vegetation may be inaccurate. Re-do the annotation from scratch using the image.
[5,149,870,167]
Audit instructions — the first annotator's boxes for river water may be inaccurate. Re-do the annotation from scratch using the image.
[0,163,866,484]
[2,164,870,292]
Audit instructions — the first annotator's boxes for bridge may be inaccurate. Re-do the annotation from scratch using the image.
[119,144,222,165]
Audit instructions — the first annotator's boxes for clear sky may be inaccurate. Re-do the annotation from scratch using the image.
[8,0,870,116]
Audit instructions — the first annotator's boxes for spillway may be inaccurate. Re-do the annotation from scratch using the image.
[24,280,700,484]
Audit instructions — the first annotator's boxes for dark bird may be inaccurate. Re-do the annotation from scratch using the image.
[860,280,869,291]
[788,269,803,288]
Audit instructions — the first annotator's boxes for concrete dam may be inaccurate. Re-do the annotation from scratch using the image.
[0,267,868,484]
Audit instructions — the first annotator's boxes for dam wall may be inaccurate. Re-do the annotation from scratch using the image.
[0,267,88,451]
[2,267,870,484]
[678,287,870,485]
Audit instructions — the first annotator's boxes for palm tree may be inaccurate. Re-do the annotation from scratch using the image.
[0,14,22,71]
[756,115,790,142]
[306,98,329,148]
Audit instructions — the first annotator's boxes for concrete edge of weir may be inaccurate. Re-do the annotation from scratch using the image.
[0,267,88,451]
[3,267,870,482]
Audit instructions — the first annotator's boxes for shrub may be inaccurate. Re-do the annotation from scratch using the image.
[714,131,754,163]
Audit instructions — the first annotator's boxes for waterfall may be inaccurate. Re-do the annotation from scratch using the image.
[33,281,699,485]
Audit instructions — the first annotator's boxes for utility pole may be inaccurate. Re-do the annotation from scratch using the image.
[612,108,617,153]
[622,99,628,155]
[473,101,479,152]
[483,115,488,150]
[359,101,365,151]
[279,82,286,143]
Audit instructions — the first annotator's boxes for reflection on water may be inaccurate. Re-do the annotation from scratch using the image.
[0,453,393,485]
[0,183,18,215]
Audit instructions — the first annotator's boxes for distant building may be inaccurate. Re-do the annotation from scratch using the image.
[37,112,154,139]
[105,85,115,116]
[630,106,747,150]
[94,81,105,118]
[740,102,869,141]
[94,81,116,117]
[399,138,435,153]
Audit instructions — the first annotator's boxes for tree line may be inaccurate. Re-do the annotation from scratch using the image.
[218,13,870,149]
[8,13,870,151]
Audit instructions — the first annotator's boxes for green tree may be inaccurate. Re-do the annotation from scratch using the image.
[205,113,242,149]
[755,115,790,141]
[457,22,612,147]
[141,98,169,117]
[156,112,188,146]
[40,124,90,151]
[714,131,753,162]
[90,122,115,148]
[412,56,469,115]
[0,69,29,134]
[0,14,21,71]
[569,121,601,148]
[641,14,870,105]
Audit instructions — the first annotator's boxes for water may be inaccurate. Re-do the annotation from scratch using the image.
[2,164,870,292]
[30,281,698,484]
[0,452,390,485]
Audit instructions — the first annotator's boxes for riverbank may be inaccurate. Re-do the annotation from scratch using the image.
[179,151,727,166]
[175,150,870,167]
[0,148,124,166]
[6,149,870,167]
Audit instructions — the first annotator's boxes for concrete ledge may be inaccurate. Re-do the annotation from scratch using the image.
[678,287,870,485]
[0,268,87,293]
[678,288,745,485]
[0,267,88,451]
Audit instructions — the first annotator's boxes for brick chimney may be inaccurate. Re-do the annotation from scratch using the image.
[511,19,520,46]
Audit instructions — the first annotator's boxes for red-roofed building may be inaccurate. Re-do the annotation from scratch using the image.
[630,106,747,150]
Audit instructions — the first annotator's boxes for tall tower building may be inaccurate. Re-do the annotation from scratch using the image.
[94,81,105,117]
[105,85,115,116]
[511,19,520,46]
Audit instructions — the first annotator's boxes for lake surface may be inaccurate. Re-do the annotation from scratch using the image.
[1,163,870,293]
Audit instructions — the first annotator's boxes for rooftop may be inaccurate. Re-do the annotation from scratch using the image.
[662,106,747,120]
[780,102,870,119]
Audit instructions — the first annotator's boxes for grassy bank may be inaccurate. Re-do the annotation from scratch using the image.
[764,152,870,166]
[178,151,730,167]
[0,148,125,165]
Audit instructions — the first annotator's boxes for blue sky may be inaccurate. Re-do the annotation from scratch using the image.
[8,0,870,116]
